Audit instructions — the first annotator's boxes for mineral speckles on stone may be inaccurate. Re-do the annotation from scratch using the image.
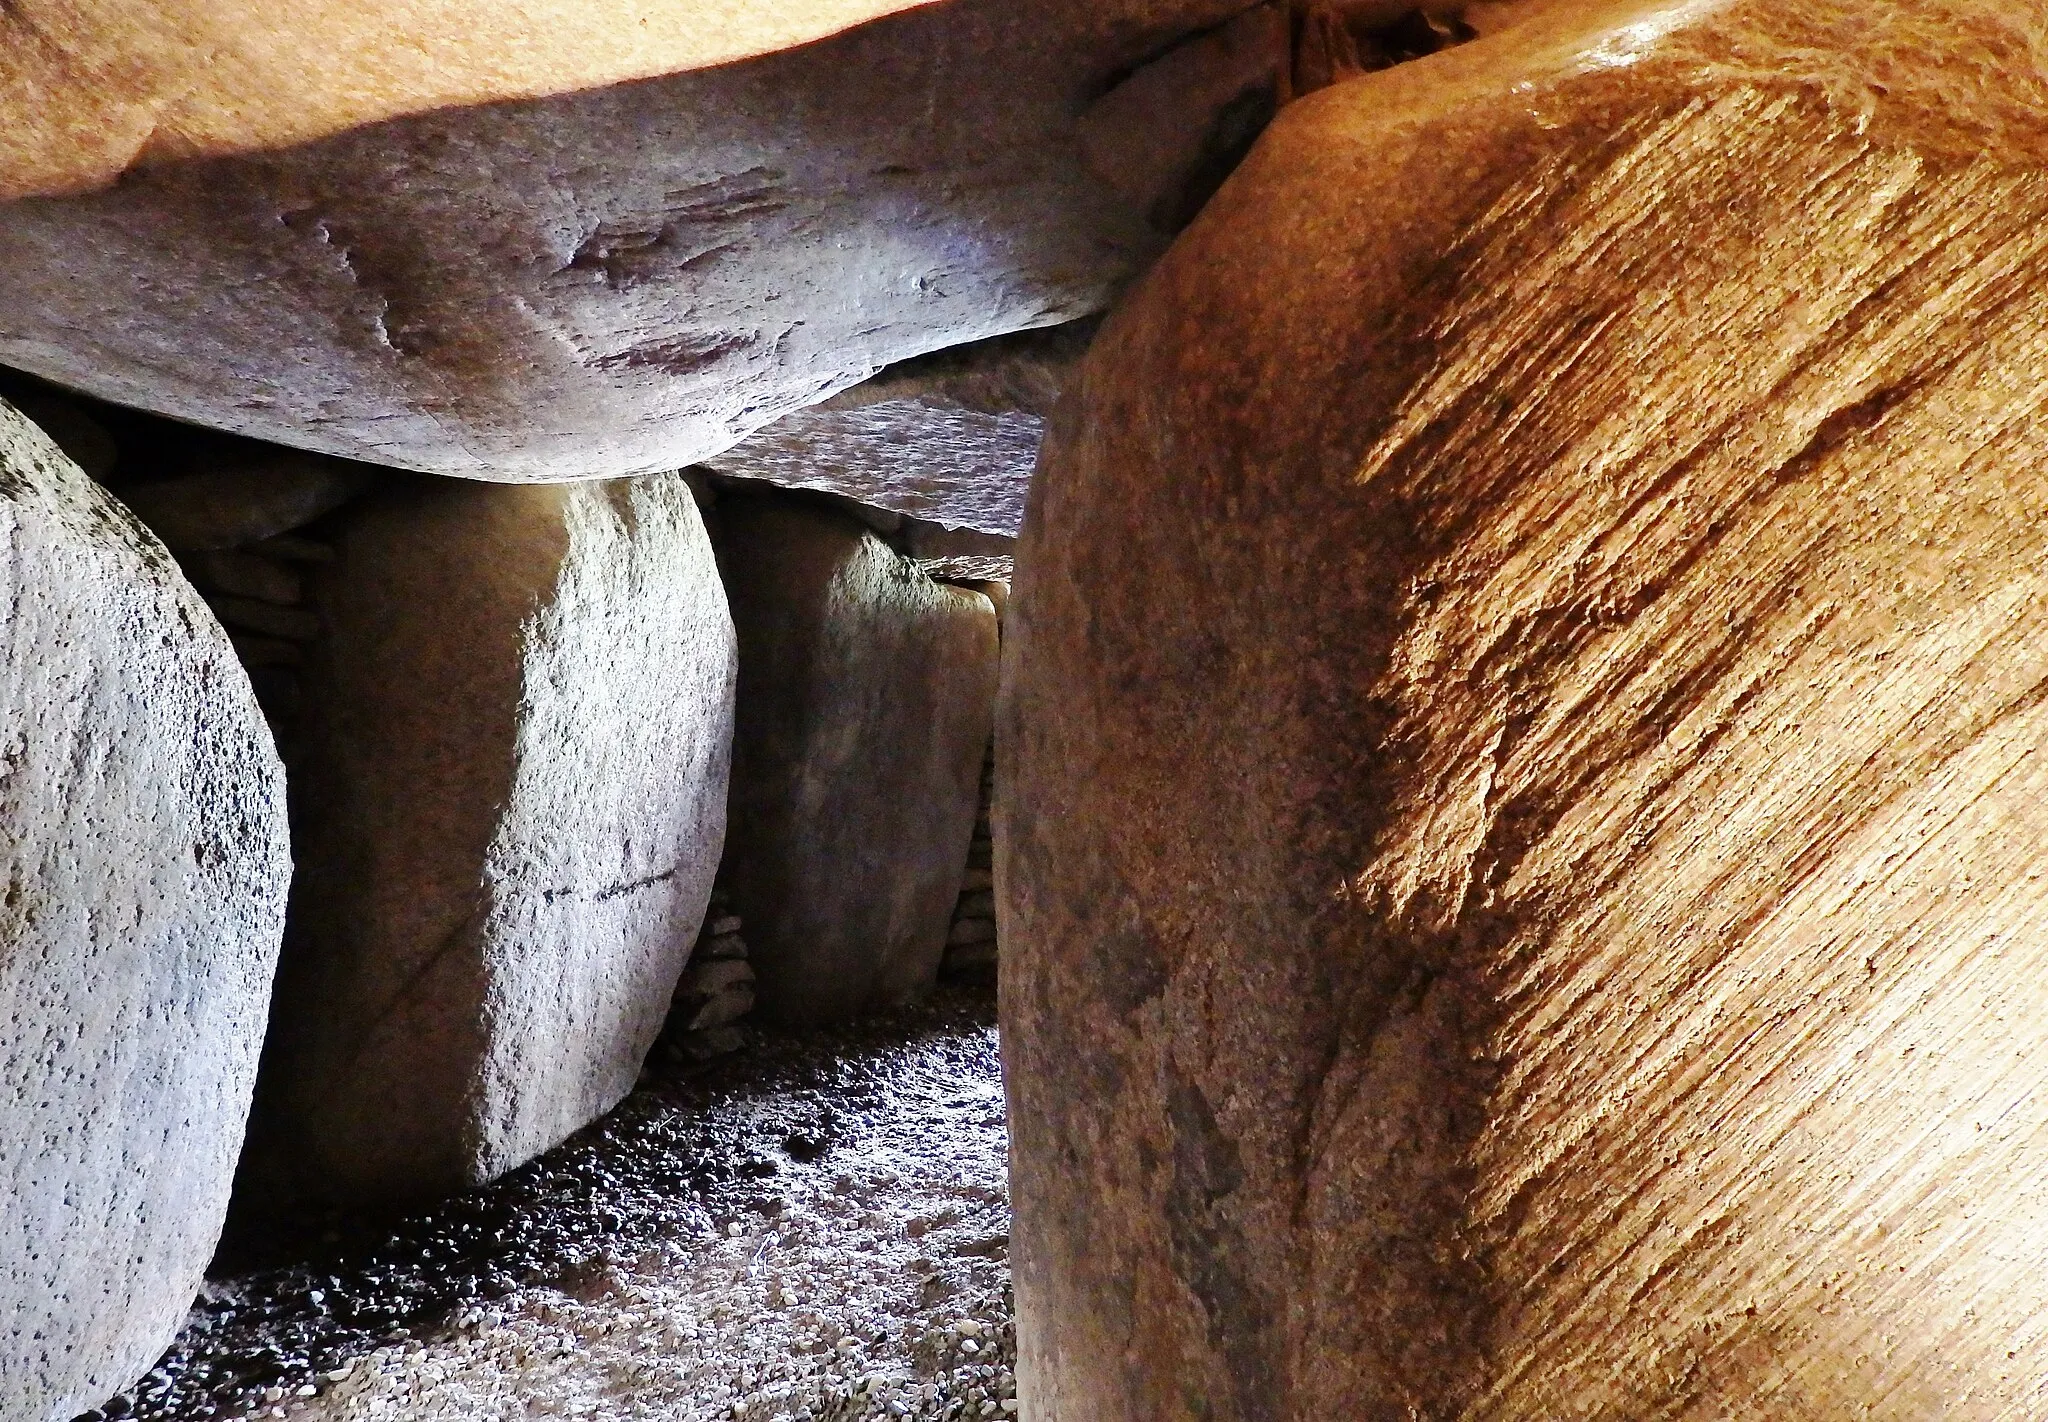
[0,378,384,757]
[248,472,736,1205]
[89,992,1011,1422]
[0,394,290,1422]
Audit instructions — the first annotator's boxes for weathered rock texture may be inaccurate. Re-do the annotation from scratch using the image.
[1002,3,2048,1418]
[706,324,1095,536]
[251,473,735,1205]
[717,495,999,1026]
[1078,4,1288,233]
[0,1,1275,484]
[0,398,289,1420]
[942,582,1006,984]
[0,380,118,480]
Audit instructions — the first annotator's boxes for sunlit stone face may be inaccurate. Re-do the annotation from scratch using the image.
[0,0,941,198]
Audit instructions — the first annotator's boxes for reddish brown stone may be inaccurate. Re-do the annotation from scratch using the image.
[1002,5,2048,1417]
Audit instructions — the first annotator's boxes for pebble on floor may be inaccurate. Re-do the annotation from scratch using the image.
[88,989,1014,1422]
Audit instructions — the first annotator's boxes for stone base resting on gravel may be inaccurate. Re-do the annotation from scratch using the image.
[714,493,999,1026]
[0,396,290,1422]
[1003,4,2048,1418]
[244,472,737,1208]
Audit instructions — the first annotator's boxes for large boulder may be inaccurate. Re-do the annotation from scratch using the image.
[0,398,289,1420]
[0,0,1280,484]
[715,492,998,1026]
[247,472,735,1205]
[1002,3,2048,1418]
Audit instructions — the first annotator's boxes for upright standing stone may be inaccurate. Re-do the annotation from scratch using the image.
[0,398,289,1421]
[249,473,735,1205]
[715,494,998,1025]
[1004,4,2048,1418]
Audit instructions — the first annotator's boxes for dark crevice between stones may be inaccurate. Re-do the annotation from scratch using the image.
[1291,5,1482,96]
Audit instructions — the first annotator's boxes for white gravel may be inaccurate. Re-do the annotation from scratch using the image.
[270,1023,1014,1422]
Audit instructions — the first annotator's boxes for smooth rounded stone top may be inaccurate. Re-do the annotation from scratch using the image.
[0,1,940,200]
[1003,4,2048,1418]
[0,384,119,479]
[250,472,736,1205]
[0,397,290,1421]
[715,493,999,1026]
[0,0,1259,484]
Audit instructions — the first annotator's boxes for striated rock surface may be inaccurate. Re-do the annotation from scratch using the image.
[0,0,1272,485]
[716,494,999,1026]
[0,398,289,1421]
[1002,4,2048,1418]
[249,472,735,1205]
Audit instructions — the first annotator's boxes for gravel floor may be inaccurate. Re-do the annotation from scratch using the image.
[86,987,1015,1422]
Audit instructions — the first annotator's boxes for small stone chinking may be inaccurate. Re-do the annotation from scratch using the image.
[935,577,1002,985]
[940,741,998,984]
[0,370,375,760]
[655,888,757,1066]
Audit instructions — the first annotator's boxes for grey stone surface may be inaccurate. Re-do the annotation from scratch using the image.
[1077,3,1288,232]
[715,494,999,1026]
[0,1,1262,484]
[678,960,757,1000]
[705,322,1097,535]
[683,989,757,1033]
[249,472,736,1205]
[186,548,304,604]
[708,401,1045,535]
[0,396,290,1421]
